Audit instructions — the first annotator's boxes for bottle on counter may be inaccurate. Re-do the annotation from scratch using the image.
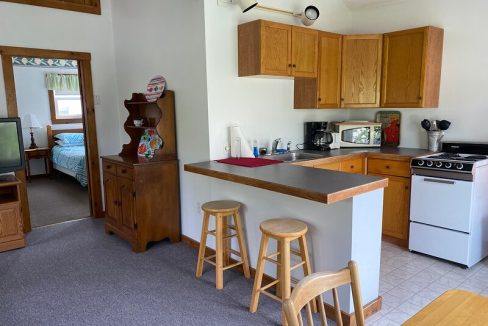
[253,140,259,158]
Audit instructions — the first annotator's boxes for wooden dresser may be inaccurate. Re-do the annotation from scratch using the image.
[0,175,25,252]
[102,90,180,252]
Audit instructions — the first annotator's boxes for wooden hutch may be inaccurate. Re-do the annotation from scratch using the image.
[101,90,180,252]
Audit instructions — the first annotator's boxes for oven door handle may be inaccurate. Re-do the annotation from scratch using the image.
[423,178,455,185]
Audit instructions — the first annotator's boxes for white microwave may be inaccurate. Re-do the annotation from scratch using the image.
[332,122,382,147]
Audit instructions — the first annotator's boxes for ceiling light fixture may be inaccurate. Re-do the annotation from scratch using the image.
[239,2,320,26]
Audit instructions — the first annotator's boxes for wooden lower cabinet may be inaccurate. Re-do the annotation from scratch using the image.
[0,177,25,252]
[369,173,410,241]
[102,156,181,252]
[314,161,340,171]
[314,157,365,174]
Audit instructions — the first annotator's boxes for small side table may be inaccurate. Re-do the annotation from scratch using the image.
[24,148,51,182]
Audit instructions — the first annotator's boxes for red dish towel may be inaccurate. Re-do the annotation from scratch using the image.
[216,157,283,168]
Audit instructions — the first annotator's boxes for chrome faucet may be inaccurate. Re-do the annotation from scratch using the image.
[286,141,291,152]
[272,138,281,153]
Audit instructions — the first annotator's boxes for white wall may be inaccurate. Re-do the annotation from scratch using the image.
[203,0,353,159]
[0,0,121,157]
[346,0,488,148]
[110,0,211,240]
[14,66,81,175]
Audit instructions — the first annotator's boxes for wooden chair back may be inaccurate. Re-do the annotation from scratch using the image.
[283,260,365,326]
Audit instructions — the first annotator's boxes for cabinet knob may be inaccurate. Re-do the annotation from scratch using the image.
[106,165,112,169]
[405,186,409,190]
[350,165,354,169]
[292,64,296,68]
[121,169,127,174]
[341,98,345,101]
[418,96,423,100]
[288,64,292,67]
[318,97,322,102]
[385,165,390,169]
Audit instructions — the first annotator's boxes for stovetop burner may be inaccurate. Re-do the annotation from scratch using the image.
[426,153,488,162]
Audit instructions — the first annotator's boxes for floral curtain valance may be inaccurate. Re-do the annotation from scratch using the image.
[46,73,80,92]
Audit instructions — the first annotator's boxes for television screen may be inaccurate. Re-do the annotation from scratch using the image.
[0,118,25,173]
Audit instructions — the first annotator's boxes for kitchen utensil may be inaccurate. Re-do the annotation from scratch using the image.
[438,120,451,131]
[431,120,438,131]
[375,111,401,147]
[421,119,431,131]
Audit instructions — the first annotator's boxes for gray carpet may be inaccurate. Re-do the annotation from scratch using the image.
[26,173,90,228]
[0,218,289,325]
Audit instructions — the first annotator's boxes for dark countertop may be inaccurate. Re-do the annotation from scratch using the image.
[184,161,388,205]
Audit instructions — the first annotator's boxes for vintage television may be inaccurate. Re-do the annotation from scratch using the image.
[0,117,26,174]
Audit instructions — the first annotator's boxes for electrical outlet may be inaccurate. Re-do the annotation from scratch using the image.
[217,0,235,6]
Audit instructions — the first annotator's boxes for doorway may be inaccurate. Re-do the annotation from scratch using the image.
[0,46,103,232]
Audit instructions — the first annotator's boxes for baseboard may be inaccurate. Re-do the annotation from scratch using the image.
[382,234,408,248]
[181,235,382,325]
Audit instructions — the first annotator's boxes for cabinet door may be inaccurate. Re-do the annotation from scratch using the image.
[340,158,365,174]
[341,35,382,108]
[0,203,23,243]
[381,29,424,107]
[371,173,410,240]
[103,172,119,222]
[317,32,342,108]
[291,26,318,78]
[118,177,136,231]
[261,21,292,76]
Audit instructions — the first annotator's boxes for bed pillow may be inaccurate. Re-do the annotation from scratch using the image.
[54,133,84,144]
[55,140,84,147]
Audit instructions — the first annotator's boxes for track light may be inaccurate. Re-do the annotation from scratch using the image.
[299,6,320,26]
[239,0,258,13]
[240,3,320,26]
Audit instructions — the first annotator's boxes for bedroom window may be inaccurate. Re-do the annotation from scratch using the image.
[49,90,83,124]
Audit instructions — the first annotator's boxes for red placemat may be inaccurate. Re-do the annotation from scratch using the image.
[216,157,283,168]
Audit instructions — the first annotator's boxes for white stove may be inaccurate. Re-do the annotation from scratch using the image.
[409,142,488,267]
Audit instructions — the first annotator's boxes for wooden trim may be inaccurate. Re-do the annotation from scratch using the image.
[0,46,91,60]
[181,235,382,325]
[1,45,103,232]
[78,59,103,218]
[382,234,408,248]
[0,0,101,15]
[48,90,83,124]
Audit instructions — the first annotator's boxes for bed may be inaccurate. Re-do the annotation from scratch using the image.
[47,125,88,187]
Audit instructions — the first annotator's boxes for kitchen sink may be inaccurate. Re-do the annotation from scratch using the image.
[262,151,323,162]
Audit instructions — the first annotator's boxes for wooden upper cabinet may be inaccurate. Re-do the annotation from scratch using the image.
[381,26,444,108]
[341,35,382,108]
[317,32,342,108]
[238,20,318,77]
[2,0,101,14]
[291,26,319,77]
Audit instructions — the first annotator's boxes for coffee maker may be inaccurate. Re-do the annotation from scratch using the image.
[304,122,334,151]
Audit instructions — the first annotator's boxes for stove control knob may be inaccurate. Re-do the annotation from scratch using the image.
[435,161,443,168]
[445,162,452,169]
[456,163,464,170]
[417,160,424,166]
[426,160,434,167]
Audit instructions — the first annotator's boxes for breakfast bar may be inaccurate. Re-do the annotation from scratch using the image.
[185,161,388,316]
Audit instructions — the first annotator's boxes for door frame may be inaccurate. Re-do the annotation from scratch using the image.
[0,45,104,232]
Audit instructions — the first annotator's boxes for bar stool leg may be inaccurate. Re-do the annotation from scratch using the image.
[298,235,317,313]
[276,240,282,299]
[250,234,269,313]
[215,213,225,289]
[222,214,230,267]
[196,211,210,278]
[234,211,251,279]
[280,238,291,326]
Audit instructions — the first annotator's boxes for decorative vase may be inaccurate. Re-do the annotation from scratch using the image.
[137,128,163,159]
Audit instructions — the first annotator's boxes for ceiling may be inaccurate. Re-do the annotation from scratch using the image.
[342,0,407,10]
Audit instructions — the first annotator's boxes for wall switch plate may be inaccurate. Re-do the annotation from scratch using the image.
[95,95,101,105]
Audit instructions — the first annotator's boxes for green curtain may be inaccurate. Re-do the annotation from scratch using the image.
[45,73,80,92]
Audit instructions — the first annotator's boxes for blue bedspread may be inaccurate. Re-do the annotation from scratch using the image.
[51,145,87,187]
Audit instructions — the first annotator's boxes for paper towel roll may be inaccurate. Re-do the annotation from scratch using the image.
[230,125,254,158]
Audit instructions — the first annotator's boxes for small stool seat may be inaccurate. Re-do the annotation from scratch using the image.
[201,200,240,214]
[260,218,308,238]
[196,200,251,290]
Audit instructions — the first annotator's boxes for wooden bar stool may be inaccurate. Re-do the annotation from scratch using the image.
[195,200,251,289]
[250,218,313,315]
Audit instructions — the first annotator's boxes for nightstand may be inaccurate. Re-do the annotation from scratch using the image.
[24,147,51,181]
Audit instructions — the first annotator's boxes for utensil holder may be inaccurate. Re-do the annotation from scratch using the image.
[427,131,444,152]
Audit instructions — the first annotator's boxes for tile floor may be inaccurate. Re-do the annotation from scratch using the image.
[367,241,488,325]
